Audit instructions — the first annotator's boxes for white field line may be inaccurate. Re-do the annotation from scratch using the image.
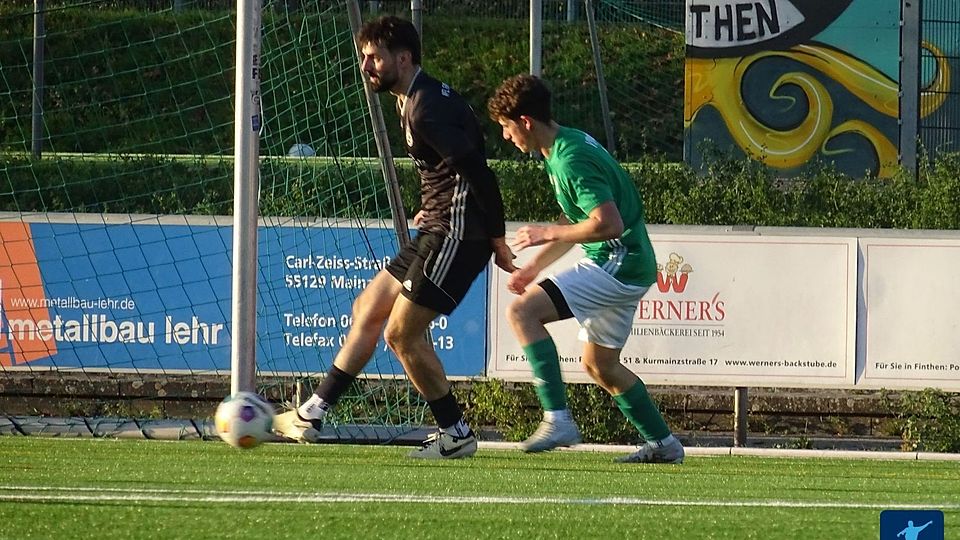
[482,442,960,461]
[12,438,960,462]
[0,485,957,509]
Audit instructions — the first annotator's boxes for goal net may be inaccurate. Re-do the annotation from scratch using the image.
[0,0,428,441]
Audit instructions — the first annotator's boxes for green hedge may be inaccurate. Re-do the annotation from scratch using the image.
[462,379,642,444]
[6,153,960,229]
[888,389,960,453]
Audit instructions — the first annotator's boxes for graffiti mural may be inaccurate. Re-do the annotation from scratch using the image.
[683,0,954,178]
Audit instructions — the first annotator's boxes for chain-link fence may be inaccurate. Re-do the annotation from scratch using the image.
[2,0,685,160]
[920,0,960,155]
[5,0,681,25]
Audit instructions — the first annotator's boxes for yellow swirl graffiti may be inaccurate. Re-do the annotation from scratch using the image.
[794,42,950,118]
[823,120,899,178]
[685,53,833,169]
[920,42,950,118]
[792,44,898,117]
[686,43,952,175]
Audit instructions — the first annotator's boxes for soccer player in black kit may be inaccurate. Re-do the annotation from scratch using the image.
[274,16,515,459]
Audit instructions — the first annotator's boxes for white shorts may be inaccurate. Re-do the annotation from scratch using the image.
[547,259,649,349]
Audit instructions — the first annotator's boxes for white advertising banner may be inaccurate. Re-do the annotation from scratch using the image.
[858,237,960,390]
[489,232,858,387]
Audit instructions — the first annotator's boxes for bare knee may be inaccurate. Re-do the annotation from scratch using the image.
[382,318,407,356]
[581,356,602,381]
[582,355,621,391]
[351,291,391,332]
[505,298,528,330]
[385,316,428,363]
[507,296,545,334]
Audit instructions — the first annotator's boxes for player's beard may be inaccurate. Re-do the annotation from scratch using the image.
[367,69,399,93]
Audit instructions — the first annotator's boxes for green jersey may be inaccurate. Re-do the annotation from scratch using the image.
[544,126,656,286]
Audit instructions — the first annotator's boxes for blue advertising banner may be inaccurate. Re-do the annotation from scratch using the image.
[0,219,487,377]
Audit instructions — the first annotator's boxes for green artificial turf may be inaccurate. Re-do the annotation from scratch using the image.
[1,437,957,539]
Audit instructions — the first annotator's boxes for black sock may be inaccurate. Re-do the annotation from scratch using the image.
[427,390,463,430]
[315,365,356,408]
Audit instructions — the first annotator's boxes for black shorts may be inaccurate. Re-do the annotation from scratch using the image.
[386,232,492,315]
[538,278,575,321]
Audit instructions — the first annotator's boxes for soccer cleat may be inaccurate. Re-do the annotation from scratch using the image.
[408,429,477,459]
[272,409,323,443]
[615,437,685,464]
[520,418,582,453]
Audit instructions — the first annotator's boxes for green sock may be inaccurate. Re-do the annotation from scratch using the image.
[613,380,670,441]
[522,338,567,411]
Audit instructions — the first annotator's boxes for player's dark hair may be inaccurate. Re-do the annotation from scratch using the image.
[356,15,421,65]
[487,74,552,124]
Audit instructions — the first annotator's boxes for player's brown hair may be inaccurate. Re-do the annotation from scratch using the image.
[356,15,421,65]
[487,74,552,124]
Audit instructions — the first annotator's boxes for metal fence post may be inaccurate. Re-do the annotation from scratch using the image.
[899,0,921,177]
[567,0,577,22]
[585,0,615,156]
[411,0,422,50]
[31,0,45,159]
[734,387,748,447]
[295,379,305,408]
[530,0,542,76]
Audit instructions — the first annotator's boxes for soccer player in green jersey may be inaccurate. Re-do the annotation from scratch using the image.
[487,74,684,463]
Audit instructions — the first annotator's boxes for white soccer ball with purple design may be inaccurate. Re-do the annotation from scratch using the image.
[214,391,274,449]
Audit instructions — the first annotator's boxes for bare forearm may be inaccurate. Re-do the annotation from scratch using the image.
[512,204,622,263]
[524,240,575,274]
[539,218,621,244]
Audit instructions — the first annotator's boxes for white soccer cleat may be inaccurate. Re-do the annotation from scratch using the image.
[521,418,582,453]
[408,430,478,459]
[615,436,685,464]
[272,409,322,443]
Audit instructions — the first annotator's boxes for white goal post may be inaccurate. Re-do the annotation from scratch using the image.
[231,0,263,394]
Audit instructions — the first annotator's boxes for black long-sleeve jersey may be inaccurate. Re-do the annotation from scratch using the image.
[399,70,506,241]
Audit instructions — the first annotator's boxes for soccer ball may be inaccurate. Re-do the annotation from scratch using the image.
[214,391,275,449]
